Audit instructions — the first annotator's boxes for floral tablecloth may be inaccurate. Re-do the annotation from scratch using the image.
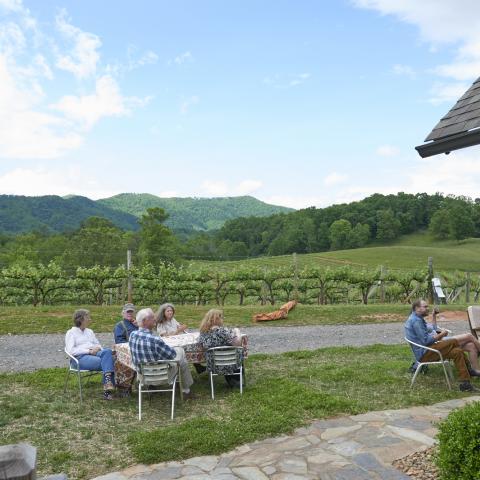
[114,332,248,369]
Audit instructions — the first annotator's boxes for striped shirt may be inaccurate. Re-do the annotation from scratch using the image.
[129,328,176,368]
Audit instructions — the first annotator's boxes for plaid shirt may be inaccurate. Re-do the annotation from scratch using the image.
[129,328,176,368]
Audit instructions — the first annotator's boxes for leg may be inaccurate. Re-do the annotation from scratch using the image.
[422,339,470,381]
[173,347,193,393]
[463,342,480,371]
[97,349,115,384]
[452,333,480,352]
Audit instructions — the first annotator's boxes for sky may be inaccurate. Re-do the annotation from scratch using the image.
[1,0,480,209]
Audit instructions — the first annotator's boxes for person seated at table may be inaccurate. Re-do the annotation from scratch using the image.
[65,309,115,400]
[155,303,188,337]
[198,309,243,387]
[113,303,138,398]
[156,302,207,374]
[129,308,195,399]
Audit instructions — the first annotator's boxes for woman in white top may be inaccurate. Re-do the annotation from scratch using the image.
[65,309,115,400]
[155,303,188,337]
[155,303,206,374]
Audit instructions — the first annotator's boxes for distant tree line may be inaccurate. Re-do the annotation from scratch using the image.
[1,192,480,268]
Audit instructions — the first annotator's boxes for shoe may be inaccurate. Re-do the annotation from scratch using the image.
[467,368,480,377]
[104,381,115,392]
[194,363,207,374]
[103,391,114,401]
[459,381,480,392]
[182,391,197,401]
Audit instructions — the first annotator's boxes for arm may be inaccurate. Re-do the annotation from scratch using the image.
[230,327,242,346]
[411,317,436,346]
[114,321,126,344]
[155,337,177,360]
[65,329,91,356]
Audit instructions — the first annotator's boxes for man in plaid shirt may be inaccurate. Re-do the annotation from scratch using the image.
[129,308,194,398]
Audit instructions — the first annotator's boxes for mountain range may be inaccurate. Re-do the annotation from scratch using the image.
[0,194,293,235]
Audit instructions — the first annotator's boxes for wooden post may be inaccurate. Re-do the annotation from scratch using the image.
[293,252,299,302]
[380,265,386,303]
[127,250,132,303]
[466,272,471,304]
[427,257,434,304]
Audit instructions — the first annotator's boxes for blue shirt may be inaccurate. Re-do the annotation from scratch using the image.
[113,319,138,344]
[404,312,436,361]
[129,328,176,368]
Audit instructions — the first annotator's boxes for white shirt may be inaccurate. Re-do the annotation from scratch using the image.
[157,317,181,336]
[65,327,101,356]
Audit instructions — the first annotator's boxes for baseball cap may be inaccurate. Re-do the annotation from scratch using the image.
[122,303,136,313]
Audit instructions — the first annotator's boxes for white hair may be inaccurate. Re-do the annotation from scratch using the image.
[136,308,154,327]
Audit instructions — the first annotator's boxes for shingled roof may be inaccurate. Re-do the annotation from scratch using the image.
[415,76,480,158]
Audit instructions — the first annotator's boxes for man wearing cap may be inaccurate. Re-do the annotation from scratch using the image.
[113,303,138,397]
[114,303,138,344]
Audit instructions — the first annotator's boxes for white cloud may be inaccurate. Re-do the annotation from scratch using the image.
[353,1,480,103]
[158,190,179,198]
[235,179,262,195]
[376,145,400,157]
[408,149,480,199]
[201,180,228,196]
[52,75,129,129]
[428,81,469,106]
[392,64,416,78]
[0,54,83,158]
[180,95,199,114]
[0,166,119,198]
[0,21,25,55]
[262,194,327,209]
[173,51,193,65]
[323,172,348,186]
[55,9,101,79]
[263,72,311,89]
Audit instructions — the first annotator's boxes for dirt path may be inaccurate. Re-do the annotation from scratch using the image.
[0,318,469,373]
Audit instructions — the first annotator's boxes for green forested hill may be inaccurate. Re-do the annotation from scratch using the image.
[98,193,294,230]
[0,195,139,234]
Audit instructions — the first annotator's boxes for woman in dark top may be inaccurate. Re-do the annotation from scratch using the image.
[198,309,243,387]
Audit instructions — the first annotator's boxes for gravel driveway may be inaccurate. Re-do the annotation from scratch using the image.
[0,320,468,373]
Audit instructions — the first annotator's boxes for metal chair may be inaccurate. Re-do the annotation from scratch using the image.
[467,306,480,340]
[404,337,453,390]
[63,348,102,402]
[137,361,178,420]
[207,346,244,400]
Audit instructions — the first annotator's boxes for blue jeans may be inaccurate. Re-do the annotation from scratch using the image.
[74,349,115,384]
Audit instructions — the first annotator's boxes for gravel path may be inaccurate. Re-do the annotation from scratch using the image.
[0,319,468,373]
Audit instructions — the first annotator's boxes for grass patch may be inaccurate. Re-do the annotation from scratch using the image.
[0,344,473,479]
[0,303,468,335]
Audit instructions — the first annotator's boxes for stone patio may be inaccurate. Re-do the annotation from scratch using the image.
[91,396,479,480]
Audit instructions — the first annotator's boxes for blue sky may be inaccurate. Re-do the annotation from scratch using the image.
[1,0,480,208]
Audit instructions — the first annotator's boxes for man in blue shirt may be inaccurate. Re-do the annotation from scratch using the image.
[129,308,194,398]
[405,299,478,392]
[114,303,138,344]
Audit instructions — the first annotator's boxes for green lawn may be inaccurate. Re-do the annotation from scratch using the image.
[0,344,471,480]
[0,303,469,335]
[189,234,480,272]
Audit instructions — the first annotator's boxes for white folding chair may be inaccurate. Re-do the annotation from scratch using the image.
[137,361,178,420]
[467,306,480,340]
[63,348,102,402]
[404,337,453,390]
[207,346,244,400]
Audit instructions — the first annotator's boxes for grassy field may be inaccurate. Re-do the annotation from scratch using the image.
[189,233,480,272]
[0,344,471,480]
[0,303,469,335]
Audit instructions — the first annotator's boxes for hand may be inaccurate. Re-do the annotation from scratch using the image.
[90,345,101,354]
[433,307,440,315]
[177,324,188,333]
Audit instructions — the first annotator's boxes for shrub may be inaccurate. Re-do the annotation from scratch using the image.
[436,401,480,480]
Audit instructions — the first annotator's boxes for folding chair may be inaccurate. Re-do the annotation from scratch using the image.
[467,306,480,340]
[137,361,178,420]
[63,348,102,402]
[207,346,244,400]
[404,337,453,390]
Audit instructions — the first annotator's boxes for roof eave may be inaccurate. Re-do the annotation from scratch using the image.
[415,129,480,158]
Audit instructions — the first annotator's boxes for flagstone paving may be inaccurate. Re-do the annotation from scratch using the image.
[91,396,480,480]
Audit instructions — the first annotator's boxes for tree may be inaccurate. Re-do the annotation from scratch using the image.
[376,209,401,241]
[449,205,475,241]
[329,219,352,250]
[138,208,179,264]
[350,223,370,248]
[429,209,451,239]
